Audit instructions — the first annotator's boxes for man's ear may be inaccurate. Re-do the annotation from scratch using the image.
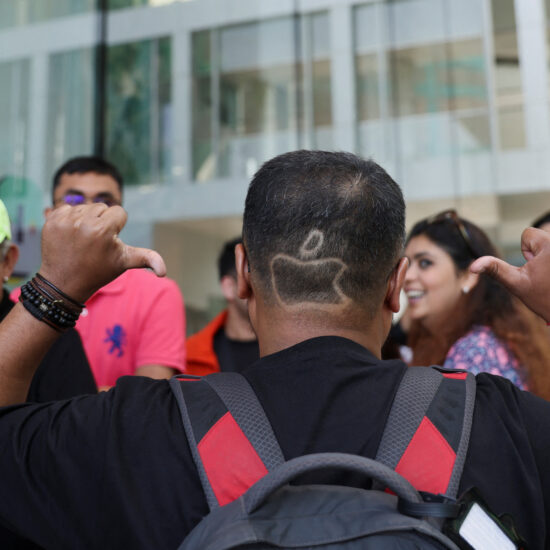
[235,244,252,300]
[1,244,20,280]
[385,257,409,313]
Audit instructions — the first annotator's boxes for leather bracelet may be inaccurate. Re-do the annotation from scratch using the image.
[19,274,84,332]
[35,272,85,308]
[31,278,82,319]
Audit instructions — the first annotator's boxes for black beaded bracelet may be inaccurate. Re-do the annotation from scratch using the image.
[19,275,83,332]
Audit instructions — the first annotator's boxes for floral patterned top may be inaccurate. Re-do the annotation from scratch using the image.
[444,325,527,390]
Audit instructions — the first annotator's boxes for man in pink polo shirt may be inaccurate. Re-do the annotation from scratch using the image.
[15,156,186,390]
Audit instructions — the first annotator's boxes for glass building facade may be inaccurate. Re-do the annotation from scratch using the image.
[1,0,550,321]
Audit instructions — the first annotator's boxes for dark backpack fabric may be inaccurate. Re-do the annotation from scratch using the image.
[170,367,475,550]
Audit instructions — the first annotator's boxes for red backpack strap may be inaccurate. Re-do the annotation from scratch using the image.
[375,366,476,498]
[169,373,284,510]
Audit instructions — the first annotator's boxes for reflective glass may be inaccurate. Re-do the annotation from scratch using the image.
[46,48,95,182]
[356,54,380,121]
[192,13,332,182]
[0,59,30,178]
[0,59,30,180]
[390,39,486,116]
[0,0,94,29]
[491,0,525,150]
[109,0,181,9]
[105,37,172,185]
[311,12,332,137]
[388,0,446,47]
[354,0,491,198]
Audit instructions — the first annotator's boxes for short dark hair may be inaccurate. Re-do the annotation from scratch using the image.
[218,237,241,280]
[52,156,123,200]
[242,150,405,311]
[532,211,550,229]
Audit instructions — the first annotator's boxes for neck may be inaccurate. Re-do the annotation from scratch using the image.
[224,304,257,341]
[254,306,389,359]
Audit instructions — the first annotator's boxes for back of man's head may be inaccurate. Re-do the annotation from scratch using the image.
[52,156,123,200]
[218,238,242,281]
[242,150,405,317]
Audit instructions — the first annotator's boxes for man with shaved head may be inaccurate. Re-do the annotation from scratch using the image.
[0,151,548,548]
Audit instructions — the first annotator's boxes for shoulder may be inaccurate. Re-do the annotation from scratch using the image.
[109,271,184,314]
[471,372,550,462]
[463,372,550,544]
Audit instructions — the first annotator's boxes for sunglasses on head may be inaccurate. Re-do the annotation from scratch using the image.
[57,193,120,208]
[425,209,478,258]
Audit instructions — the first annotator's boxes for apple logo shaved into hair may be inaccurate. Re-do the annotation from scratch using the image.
[270,229,351,308]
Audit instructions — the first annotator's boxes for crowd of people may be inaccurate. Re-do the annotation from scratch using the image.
[0,150,550,548]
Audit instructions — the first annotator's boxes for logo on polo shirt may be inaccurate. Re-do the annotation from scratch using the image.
[104,324,127,357]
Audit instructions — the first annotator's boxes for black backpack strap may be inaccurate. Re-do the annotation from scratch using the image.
[375,366,476,499]
[169,372,285,510]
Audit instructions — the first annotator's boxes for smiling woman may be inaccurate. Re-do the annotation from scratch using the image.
[404,210,550,400]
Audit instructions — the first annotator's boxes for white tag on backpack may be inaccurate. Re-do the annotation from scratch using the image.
[459,503,517,550]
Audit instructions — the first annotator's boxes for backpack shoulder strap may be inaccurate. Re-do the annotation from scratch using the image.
[169,372,285,510]
[375,366,476,499]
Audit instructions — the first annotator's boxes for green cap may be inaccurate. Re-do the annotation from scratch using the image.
[0,199,12,243]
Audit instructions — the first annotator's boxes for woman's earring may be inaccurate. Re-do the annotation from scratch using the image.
[2,276,8,283]
[462,286,470,294]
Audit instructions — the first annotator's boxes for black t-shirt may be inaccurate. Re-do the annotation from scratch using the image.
[213,328,259,373]
[0,291,97,549]
[0,292,97,402]
[0,337,548,549]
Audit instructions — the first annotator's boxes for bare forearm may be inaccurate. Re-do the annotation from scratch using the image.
[0,303,60,405]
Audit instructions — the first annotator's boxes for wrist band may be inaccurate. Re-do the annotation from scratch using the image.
[19,273,84,332]
[35,272,85,308]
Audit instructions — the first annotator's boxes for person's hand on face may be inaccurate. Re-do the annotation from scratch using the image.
[40,204,165,303]
[471,227,550,323]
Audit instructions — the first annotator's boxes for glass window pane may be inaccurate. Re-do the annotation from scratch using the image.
[105,36,172,185]
[491,0,525,150]
[390,44,447,116]
[355,4,380,53]
[46,48,95,181]
[192,31,213,183]
[311,12,332,132]
[356,54,380,121]
[192,13,331,182]
[109,0,180,9]
[0,0,95,29]
[448,40,487,110]
[390,39,487,116]
[0,59,30,179]
[389,0,446,47]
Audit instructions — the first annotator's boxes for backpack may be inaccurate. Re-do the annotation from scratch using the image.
[169,366,476,549]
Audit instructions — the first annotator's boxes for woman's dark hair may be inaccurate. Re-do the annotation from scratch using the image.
[406,212,550,400]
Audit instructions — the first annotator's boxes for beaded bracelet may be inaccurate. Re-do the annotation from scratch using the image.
[19,273,84,332]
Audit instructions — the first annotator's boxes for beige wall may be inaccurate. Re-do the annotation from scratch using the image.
[154,216,243,334]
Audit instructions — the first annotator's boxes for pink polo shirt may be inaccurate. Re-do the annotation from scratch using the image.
[12,269,186,388]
